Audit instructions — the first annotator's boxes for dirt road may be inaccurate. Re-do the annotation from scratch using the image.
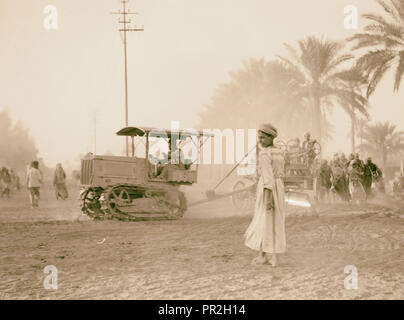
[0,186,403,299]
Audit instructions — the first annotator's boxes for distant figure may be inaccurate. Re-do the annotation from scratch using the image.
[347,154,366,203]
[311,158,322,201]
[294,137,301,149]
[330,155,350,202]
[354,153,365,171]
[26,161,43,208]
[15,174,21,191]
[348,153,355,167]
[319,160,332,202]
[340,153,349,169]
[0,167,11,198]
[302,132,318,168]
[302,132,312,150]
[288,138,302,164]
[9,169,18,193]
[53,163,68,200]
[374,165,385,194]
[393,172,404,194]
[361,157,373,199]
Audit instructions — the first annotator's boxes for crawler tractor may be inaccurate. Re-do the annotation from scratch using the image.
[80,126,213,221]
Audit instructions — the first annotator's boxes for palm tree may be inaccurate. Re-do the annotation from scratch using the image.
[356,117,371,147]
[348,0,404,97]
[333,67,371,153]
[197,58,309,136]
[0,108,39,171]
[278,36,369,148]
[358,121,404,170]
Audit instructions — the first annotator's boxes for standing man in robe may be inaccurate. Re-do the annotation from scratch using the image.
[245,123,286,267]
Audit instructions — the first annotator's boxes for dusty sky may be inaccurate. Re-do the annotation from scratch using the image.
[1,0,403,168]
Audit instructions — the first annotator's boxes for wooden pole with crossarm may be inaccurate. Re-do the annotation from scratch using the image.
[111,0,144,156]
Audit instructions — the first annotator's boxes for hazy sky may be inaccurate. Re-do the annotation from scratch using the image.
[1,0,403,168]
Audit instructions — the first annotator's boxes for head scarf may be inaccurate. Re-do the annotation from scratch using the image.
[258,123,278,138]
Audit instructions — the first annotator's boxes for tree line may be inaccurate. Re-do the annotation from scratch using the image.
[0,108,39,173]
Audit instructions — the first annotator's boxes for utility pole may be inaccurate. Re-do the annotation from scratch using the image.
[111,0,144,156]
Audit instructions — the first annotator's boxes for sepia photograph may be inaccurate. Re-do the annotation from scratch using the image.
[0,0,404,304]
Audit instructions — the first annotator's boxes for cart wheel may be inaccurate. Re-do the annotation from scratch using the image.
[275,139,286,151]
[286,139,300,152]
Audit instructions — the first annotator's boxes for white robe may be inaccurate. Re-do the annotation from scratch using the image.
[244,146,286,254]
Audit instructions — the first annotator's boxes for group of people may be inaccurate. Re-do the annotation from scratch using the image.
[316,153,383,203]
[24,161,69,208]
[0,167,21,198]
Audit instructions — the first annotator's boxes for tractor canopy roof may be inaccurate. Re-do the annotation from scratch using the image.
[116,126,214,139]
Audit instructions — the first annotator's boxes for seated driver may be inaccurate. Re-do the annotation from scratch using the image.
[170,149,186,169]
[157,149,190,179]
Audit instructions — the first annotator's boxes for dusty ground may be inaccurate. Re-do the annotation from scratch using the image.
[0,184,403,300]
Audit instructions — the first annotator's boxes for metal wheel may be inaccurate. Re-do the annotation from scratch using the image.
[274,139,286,151]
[106,187,131,216]
[286,139,300,152]
[81,188,104,219]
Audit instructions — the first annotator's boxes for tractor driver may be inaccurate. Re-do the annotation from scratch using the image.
[157,137,190,179]
[173,137,193,169]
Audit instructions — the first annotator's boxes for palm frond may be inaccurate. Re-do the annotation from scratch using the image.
[368,62,392,97]
[362,13,396,28]
[322,54,353,78]
[376,0,402,22]
[390,0,404,23]
[283,43,302,66]
[354,49,396,96]
[394,50,404,90]
[348,1,404,95]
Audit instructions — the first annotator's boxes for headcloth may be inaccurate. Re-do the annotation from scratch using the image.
[258,123,278,137]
